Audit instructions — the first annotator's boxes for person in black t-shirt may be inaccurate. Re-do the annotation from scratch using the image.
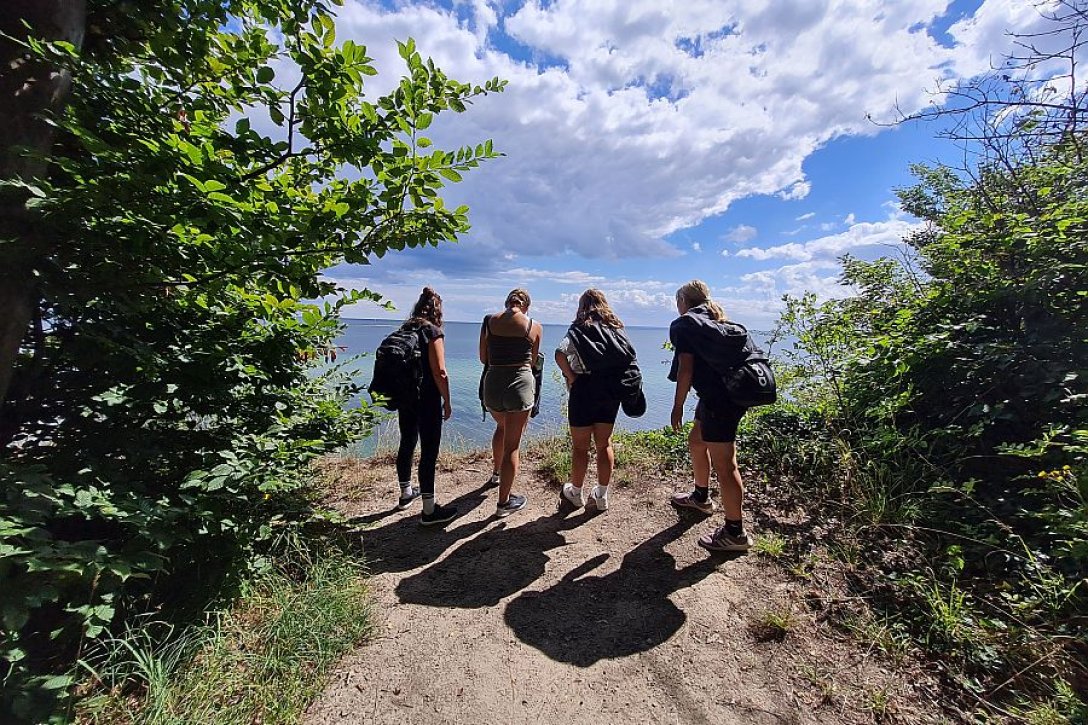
[667,280,752,552]
[554,289,634,512]
[394,287,459,526]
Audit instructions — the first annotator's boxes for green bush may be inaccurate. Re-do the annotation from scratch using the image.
[0,3,504,720]
[614,425,691,473]
[760,45,1087,708]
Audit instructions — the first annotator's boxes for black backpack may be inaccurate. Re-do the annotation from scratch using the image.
[368,324,424,411]
[721,334,777,408]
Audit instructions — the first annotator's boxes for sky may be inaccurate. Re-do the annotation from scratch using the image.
[317,0,1062,328]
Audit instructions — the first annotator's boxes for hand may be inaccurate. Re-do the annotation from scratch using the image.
[564,373,576,390]
[670,403,684,431]
[443,401,452,420]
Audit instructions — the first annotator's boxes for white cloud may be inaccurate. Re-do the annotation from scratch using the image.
[724,224,758,243]
[779,180,811,200]
[506,267,606,284]
[795,212,815,221]
[691,242,701,252]
[327,0,1047,261]
[735,213,923,261]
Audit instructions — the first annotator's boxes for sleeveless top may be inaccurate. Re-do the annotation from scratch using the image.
[486,314,533,366]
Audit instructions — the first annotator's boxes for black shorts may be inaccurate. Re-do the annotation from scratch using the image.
[694,399,746,443]
[568,375,620,428]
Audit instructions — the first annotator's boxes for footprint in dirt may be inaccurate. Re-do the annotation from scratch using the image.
[503,518,737,666]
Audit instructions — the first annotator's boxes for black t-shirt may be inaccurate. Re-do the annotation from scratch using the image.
[409,321,444,401]
[668,308,733,405]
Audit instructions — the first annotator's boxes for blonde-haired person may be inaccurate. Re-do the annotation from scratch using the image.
[479,288,542,517]
[554,289,637,512]
[395,287,459,526]
[668,280,753,551]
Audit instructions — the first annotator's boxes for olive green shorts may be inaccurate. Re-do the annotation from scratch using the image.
[483,365,535,413]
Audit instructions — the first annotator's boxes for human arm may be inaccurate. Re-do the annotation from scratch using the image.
[554,347,576,389]
[478,316,489,365]
[671,352,694,431]
[530,320,542,361]
[429,336,453,420]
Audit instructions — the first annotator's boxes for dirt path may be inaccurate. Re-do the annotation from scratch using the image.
[305,452,942,724]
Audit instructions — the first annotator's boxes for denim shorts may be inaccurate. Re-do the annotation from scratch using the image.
[483,365,535,413]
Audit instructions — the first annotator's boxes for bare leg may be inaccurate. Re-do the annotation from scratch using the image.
[688,420,711,491]
[499,409,532,503]
[490,412,505,481]
[707,442,743,520]
[592,423,615,487]
[569,426,592,487]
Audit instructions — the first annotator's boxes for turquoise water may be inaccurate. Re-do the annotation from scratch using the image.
[335,319,684,452]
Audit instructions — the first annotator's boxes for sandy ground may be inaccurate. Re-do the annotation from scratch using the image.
[304,451,949,725]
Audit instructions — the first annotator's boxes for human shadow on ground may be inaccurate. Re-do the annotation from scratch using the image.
[503,518,742,667]
[394,507,599,609]
[347,507,400,528]
[353,481,496,576]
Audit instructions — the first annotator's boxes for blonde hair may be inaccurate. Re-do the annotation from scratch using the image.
[573,288,624,328]
[676,280,727,321]
[505,288,531,310]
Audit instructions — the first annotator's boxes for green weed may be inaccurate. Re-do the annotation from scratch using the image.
[864,686,895,720]
[532,436,572,485]
[76,550,370,724]
[750,607,796,642]
[1014,679,1088,725]
[799,665,837,704]
[753,533,787,559]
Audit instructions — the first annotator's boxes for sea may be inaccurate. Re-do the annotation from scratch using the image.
[333,318,686,453]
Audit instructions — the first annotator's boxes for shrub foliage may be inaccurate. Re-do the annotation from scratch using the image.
[0,1,504,719]
[752,60,1087,714]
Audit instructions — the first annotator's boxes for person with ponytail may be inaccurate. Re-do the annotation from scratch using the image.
[479,288,542,517]
[667,280,753,551]
[554,289,636,512]
[394,287,459,526]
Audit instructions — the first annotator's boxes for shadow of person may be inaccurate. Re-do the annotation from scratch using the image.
[394,507,597,609]
[503,519,741,667]
[353,482,496,577]
[347,507,400,528]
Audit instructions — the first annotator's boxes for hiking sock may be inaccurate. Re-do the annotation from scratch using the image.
[691,486,709,503]
[422,494,436,515]
[400,481,413,497]
[725,519,744,537]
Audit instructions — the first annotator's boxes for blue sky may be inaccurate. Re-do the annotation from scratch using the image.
[317,0,1059,327]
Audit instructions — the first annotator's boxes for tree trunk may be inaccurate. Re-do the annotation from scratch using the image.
[0,1,85,408]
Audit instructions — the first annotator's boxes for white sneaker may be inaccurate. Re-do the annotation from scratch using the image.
[587,486,609,512]
[561,483,583,508]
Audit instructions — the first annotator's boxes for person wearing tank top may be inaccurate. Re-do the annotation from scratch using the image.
[479,288,543,518]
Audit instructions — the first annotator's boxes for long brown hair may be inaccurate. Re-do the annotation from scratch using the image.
[409,287,443,327]
[573,288,624,328]
[676,280,726,321]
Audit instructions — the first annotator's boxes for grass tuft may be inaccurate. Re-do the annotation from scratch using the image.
[750,606,797,642]
[753,532,787,559]
[75,549,370,725]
